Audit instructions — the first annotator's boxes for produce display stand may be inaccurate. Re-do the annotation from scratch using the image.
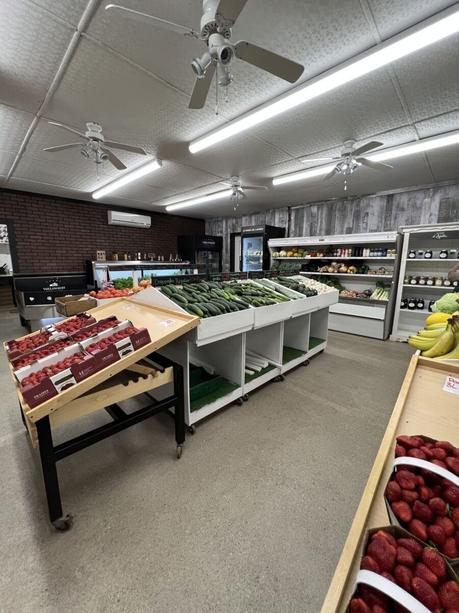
[148,283,338,426]
[320,355,459,612]
[390,222,459,341]
[269,232,402,339]
[4,297,199,531]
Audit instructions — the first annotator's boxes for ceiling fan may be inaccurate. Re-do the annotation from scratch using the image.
[43,121,147,171]
[220,175,268,209]
[105,1,304,110]
[303,139,393,191]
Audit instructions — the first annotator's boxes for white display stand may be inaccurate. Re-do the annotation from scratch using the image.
[138,284,337,426]
[268,232,402,340]
[390,222,459,341]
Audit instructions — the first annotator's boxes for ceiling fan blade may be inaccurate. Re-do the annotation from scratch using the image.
[105,4,198,37]
[356,157,393,171]
[43,143,82,152]
[237,188,247,199]
[216,0,248,25]
[189,63,216,109]
[101,147,127,170]
[241,185,268,191]
[323,167,339,181]
[48,121,85,138]
[351,140,383,157]
[235,41,304,83]
[104,141,147,155]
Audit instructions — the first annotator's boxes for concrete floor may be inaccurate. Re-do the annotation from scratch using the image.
[0,309,412,613]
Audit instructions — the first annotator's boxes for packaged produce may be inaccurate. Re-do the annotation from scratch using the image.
[384,435,459,564]
[11,337,75,369]
[6,329,63,360]
[348,526,459,612]
[79,320,151,364]
[54,313,96,334]
[70,316,122,342]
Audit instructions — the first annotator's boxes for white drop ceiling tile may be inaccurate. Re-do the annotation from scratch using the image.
[425,144,459,182]
[29,0,88,25]
[0,105,34,152]
[415,111,459,138]
[392,36,459,122]
[366,0,455,39]
[0,151,18,176]
[0,0,74,113]
[6,177,91,201]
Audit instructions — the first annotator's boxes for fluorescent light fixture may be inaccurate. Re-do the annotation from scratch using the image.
[92,159,162,200]
[189,7,459,154]
[165,189,233,212]
[273,131,459,186]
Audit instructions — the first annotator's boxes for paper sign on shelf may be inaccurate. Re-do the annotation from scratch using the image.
[443,375,459,395]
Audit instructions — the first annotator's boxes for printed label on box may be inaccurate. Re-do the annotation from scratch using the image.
[50,368,77,392]
[443,375,459,395]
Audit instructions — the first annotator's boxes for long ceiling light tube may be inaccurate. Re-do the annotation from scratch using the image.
[165,189,233,212]
[272,131,459,186]
[92,159,162,200]
[189,7,459,154]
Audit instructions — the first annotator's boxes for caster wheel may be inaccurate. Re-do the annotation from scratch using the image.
[279,374,285,382]
[303,359,310,366]
[176,445,183,459]
[242,394,249,401]
[187,425,196,435]
[52,514,73,531]
[236,398,243,406]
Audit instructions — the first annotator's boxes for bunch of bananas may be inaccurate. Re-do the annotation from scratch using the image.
[408,312,459,359]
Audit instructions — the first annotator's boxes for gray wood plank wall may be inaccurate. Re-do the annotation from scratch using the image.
[206,183,459,271]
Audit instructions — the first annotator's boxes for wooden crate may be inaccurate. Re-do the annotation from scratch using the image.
[321,355,459,613]
[55,295,97,316]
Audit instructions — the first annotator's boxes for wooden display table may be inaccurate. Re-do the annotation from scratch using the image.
[5,298,198,530]
[321,355,459,611]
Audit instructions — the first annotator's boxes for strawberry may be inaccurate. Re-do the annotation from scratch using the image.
[428,524,446,548]
[395,444,406,457]
[417,475,425,486]
[432,447,447,461]
[397,435,423,448]
[436,440,456,454]
[419,486,434,502]
[452,508,459,529]
[421,446,434,459]
[446,457,459,476]
[408,448,427,460]
[432,459,447,469]
[381,571,394,583]
[409,519,428,542]
[395,470,417,490]
[412,577,440,609]
[397,546,414,567]
[429,497,447,516]
[436,516,455,537]
[371,606,389,613]
[414,562,438,587]
[442,537,459,559]
[394,564,413,592]
[385,481,402,502]
[422,548,447,578]
[413,500,434,523]
[350,599,371,613]
[367,537,396,572]
[401,489,418,504]
[397,538,422,560]
[361,555,380,573]
[360,586,389,609]
[391,501,413,523]
[371,531,397,548]
[439,581,459,610]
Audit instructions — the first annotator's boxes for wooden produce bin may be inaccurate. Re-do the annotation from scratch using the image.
[5,297,199,531]
[55,294,97,316]
[321,355,459,612]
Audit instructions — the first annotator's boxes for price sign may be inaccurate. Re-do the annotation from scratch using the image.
[443,376,459,395]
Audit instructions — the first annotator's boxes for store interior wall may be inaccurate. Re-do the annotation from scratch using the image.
[0,189,205,274]
[206,182,459,271]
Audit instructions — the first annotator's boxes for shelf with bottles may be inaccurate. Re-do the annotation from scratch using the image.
[406,247,458,261]
[400,295,435,314]
[271,246,397,260]
[403,274,457,290]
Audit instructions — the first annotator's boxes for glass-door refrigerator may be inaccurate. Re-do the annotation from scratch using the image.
[241,225,285,272]
[177,235,223,274]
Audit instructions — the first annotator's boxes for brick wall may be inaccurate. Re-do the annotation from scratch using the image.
[0,189,205,273]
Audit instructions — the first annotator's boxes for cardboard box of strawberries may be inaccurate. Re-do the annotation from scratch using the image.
[79,320,151,367]
[348,526,459,612]
[68,316,122,342]
[11,337,76,370]
[384,435,459,567]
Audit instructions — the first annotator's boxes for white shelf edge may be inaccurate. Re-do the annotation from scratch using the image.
[272,256,395,260]
[402,284,452,291]
[302,272,393,279]
[399,309,431,315]
[405,258,459,263]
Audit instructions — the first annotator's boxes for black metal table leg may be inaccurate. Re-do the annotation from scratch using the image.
[173,363,185,459]
[36,416,72,531]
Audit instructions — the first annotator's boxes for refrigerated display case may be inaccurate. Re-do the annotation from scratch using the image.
[177,235,222,274]
[241,225,285,273]
[86,260,197,290]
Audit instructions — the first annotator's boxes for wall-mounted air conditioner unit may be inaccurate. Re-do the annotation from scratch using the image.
[108,210,151,229]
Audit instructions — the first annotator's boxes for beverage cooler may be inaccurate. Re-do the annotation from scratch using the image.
[87,260,198,289]
[177,235,223,274]
[241,225,285,272]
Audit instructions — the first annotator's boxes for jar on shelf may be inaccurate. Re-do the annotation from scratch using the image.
[428,300,435,312]
[452,280,458,288]
[435,277,443,286]
[400,298,408,309]
[424,249,432,259]
[449,249,457,259]
[443,278,451,287]
[409,276,418,285]
[418,250,425,258]
[439,249,448,259]
[416,298,425,310]
[418,276,426,285]
[408,249,416,259]
[404,275,409,284]
[407,297,417,310]
[426,277,434,286]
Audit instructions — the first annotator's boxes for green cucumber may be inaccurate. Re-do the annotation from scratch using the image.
[171,293,188,305]
[187,304,204,317]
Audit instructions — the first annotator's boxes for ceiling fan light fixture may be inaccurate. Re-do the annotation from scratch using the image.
[92,159,162,200]
[189,6,459,153]
[165,189,233,212]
